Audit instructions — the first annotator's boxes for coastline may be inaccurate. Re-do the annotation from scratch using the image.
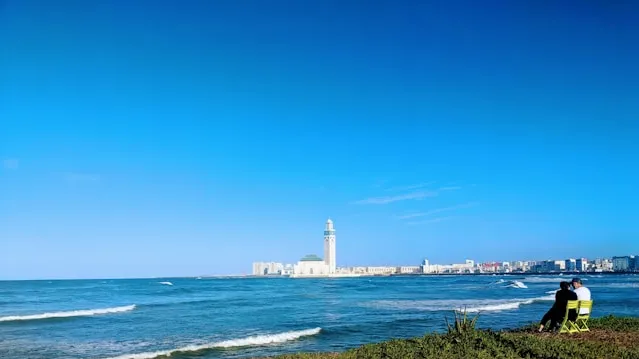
[243,271,638,279]
[256,315,639,359]
[2,271,636,282]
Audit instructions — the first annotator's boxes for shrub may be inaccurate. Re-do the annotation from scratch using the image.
[444,307,480,335]
[265,316,639,359]
[588,315,639,332]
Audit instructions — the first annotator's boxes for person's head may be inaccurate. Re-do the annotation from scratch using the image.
[560,281,571,290]
[571,278,582,289]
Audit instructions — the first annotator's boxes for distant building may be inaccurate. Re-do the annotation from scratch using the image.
[397,266,421,274]
[422,258,475,274]
[479,262,500,273]
[421,259,430,273]
[252,262,284,275]
[323,218,336,274]
[565,259,576,272]
[292,254,330,276]
[575,258,587,272]
[365,266,397,275]
[291,219,338,277]
[281,264,294,276]
[612,256,632,272]
[592,258,612,272]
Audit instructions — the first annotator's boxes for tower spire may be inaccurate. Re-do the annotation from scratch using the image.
[324,218,336,274]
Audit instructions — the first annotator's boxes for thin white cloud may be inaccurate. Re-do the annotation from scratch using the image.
[62,172,101,183]
[385,181,436,192]
[397,202,479,220]
[353,190,439,205]
[353,185,460,205]
[2,158,19,170]
[407,216,455,225]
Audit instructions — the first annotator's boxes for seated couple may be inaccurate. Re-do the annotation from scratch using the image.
[538,278,591,332]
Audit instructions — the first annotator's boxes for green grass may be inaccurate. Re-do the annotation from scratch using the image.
[261,315,639,359]
[588,315,639,332]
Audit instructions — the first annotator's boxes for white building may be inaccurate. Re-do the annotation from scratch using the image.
[292,254,330,276]
[324,218,336,274]
[366,266,397,275]
[252,262,284,276]
[397,266,421,274]
[281,264,294,276]
[422,258,476,274]
[291,218,338,277]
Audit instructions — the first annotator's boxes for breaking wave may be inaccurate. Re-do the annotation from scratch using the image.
[490,279,527,289]
[524,277,565,283]
[507,280,528,289]
[158,282,173,286]
[103,327,322,359]
[0,305,136,323]
[366,296,553,313]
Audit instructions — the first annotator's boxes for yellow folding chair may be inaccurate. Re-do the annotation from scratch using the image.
[575,300,593,332]
[559,300,580,334]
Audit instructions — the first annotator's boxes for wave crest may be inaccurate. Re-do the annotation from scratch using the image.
[367,296,553,313]
[506,281,528,289]
[104,328,322,359]
[0,305,136,323]
[524,277,564,283]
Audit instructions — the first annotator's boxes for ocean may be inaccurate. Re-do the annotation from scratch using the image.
[1,274,638,359]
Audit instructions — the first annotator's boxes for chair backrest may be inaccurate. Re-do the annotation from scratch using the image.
[566,300,579,310]
[578,300,593,314]
[564,300,579,317]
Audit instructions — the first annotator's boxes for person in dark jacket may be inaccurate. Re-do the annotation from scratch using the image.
[538,281,578,332]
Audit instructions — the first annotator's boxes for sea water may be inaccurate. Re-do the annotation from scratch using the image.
[1,274,638,359]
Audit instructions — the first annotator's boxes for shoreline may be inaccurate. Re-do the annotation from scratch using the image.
[247,271,637,279]
[2,271,636,282]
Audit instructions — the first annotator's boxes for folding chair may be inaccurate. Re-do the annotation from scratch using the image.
[575,300,593,332]
[559,300,580,334]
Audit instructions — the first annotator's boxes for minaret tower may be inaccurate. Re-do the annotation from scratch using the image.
[324,218,336,274]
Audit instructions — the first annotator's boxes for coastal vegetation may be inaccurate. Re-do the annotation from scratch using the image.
[263,314,639,359]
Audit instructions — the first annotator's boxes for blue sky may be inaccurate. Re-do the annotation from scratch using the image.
[1,0,638,279]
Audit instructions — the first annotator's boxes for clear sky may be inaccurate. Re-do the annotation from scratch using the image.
[1,0,638,279]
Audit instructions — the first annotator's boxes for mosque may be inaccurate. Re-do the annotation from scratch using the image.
[290,218,337,277]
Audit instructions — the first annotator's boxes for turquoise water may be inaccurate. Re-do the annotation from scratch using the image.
[1,275,638,359]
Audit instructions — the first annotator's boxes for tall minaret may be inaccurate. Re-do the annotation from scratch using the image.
[324,218,336,274]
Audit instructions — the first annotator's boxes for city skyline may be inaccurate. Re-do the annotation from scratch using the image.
[2,1,638,280]
[251,219,638,275]
[254,254,639,277]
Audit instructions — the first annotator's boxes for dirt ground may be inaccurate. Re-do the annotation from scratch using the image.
[522,329,639,348]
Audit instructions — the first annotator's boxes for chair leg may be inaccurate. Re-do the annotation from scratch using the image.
[560,322,574,334]
[577,319,590,332]
[569,321,580,334]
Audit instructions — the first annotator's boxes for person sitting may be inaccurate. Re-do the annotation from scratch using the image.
[571,277,592,315]
[538,281,578,332]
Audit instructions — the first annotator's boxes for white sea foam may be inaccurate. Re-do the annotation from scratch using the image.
[546,289,559,294]
[524,277,564,283]
[590,282,639,289]
[159,282,173,286]
[507,281,528,289]
[366,295,553,313]
[0,305,136,322]
[103,328,322,359]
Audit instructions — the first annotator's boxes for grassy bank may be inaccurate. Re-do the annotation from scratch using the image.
[263,315,639,359]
